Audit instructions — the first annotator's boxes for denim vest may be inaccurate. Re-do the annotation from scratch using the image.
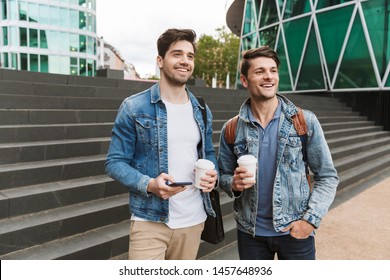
[105,83,218,223]
[218,94,339,235]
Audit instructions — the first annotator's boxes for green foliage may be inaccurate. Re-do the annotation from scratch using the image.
[193,26,240,88]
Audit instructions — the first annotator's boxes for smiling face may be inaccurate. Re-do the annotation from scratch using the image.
[240,56,279,101]
[157,40,195,87]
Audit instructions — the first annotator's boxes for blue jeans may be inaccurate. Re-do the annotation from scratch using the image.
[237,230,316,260]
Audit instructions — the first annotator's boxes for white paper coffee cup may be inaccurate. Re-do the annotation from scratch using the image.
[194,159,215,189]
[237,155,257,183]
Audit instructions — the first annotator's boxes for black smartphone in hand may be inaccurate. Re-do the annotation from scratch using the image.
[166,181,192,187]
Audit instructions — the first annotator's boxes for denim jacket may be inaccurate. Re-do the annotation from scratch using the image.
[105,83,218,223]
[218,94,339,235]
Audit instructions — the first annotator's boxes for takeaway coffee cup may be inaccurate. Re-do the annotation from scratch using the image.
[194,159,215,189]
[237,155,257,183]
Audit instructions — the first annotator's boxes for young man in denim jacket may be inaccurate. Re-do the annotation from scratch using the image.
[218,46,339,260]
[105,29,218,260]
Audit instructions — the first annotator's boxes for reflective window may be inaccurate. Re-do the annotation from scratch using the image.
[30,54,38,72]
[296,28,325,90]
[21,53,28,70]
[40,55,48,72]
[335,15,377,88]
[362,0,390,79]
[9,0,18,20]
[258,26,278,49]
[39,4,49,24]
[50,6,60,26]
[283,16,310,81]
[2,26,8,46]
[19,0,27,20]
[60,31,69,51]
[29,28,38,47]
[70,33,78,51]
[283,0,311,19]
[11,52,17,69]
[79,34,86,52]
[2,52,9,67]
[47,30,60,50]
[20,27,27,46]
[317,6,354,80]
[80,58,86,76]
[243,0,257,35]
[316,0,353,10]
[60,8,69,28]
[276,40,293,91]
[87,59,93,76]
[9,26,17,46]
[49,55,69,74]
[1,0,7,19]
[79,11,86,29]
[40,30,48,48]
[259,0,278,27]
[241,32,258,50]
[28,2,38,22]
[70,9,78,29]
[87,36,94,54]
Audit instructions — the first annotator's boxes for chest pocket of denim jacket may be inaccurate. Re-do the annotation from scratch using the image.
[135,116,158,145]
[233,139,249,158]
[283,136,302,167]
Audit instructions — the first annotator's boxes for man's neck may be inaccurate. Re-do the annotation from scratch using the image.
[159,79,188,104]
[250,96,279,128]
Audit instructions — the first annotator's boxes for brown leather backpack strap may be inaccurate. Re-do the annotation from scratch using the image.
[292,108,312,191]
[224,115,239,145]
[292,108,307,136]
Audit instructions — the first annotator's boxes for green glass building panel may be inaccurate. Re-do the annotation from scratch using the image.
[1,0,7,19]
[386,74,390,87]
[317,5,354,80]
[283,16,310,82]
[243,0,258,35]
[276,39,292,91]
[259,0,278,27]
[40,55,48,72]
[316,0,353,10]
[28,2,38,23]
[296,28,325,90]
[29,28,38,48]
[258,25,278,49]
[284,0,312,20]
[335,14,377,89]
[241,32,258,51]
[362,0,390,78]
[20,53,28,70]
[39,4,49,25]
[30,54,38,72]
[2,26,8,46]
[40,30,48,48]
[20,27,27,46]
[19,1,27,21]
[3,52,9,67]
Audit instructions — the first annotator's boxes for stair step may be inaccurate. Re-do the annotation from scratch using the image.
[0,137,110,164]
[0,194,129,256]
[0,220,129,260]
[0,155,106,190]
[0,175,126,219]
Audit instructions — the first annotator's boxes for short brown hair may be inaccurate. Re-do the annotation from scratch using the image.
[240,46,280,77]
[157,28,197,58]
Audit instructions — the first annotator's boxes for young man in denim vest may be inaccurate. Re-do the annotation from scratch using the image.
[105,29,218,260]
[218,46,339,260]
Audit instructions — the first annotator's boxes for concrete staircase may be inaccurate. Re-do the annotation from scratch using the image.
[0,69,389,260]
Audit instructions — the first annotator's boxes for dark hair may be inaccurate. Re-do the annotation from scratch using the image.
[240,46,280,77]
[157,28,197,58]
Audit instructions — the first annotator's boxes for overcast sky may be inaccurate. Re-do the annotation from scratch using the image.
[95,0,231,78]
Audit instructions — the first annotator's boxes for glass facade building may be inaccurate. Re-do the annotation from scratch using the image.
[0,0,97,76]
[231,0,390,93]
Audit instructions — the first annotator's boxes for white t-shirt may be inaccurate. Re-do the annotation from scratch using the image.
[132,99,207,229]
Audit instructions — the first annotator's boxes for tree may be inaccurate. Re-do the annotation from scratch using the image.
[193,26,240,88]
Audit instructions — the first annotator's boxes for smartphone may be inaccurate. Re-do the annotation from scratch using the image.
[166,181,192,187]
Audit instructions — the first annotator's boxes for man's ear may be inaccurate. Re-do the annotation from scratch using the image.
[156,55,163,68]
[240,74,248,88]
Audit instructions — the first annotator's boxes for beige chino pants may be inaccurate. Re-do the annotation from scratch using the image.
[128,220,205,260]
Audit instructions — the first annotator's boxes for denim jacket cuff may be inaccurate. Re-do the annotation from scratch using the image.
[303,211,321,229]
[138,175,152,197]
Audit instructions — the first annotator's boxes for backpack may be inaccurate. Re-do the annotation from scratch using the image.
[224,108,312,190]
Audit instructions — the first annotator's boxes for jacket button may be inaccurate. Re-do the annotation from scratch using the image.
[160,217,165,221]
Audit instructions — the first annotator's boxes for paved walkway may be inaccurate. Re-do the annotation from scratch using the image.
[204,173,390,260]
[316,175,390,260]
